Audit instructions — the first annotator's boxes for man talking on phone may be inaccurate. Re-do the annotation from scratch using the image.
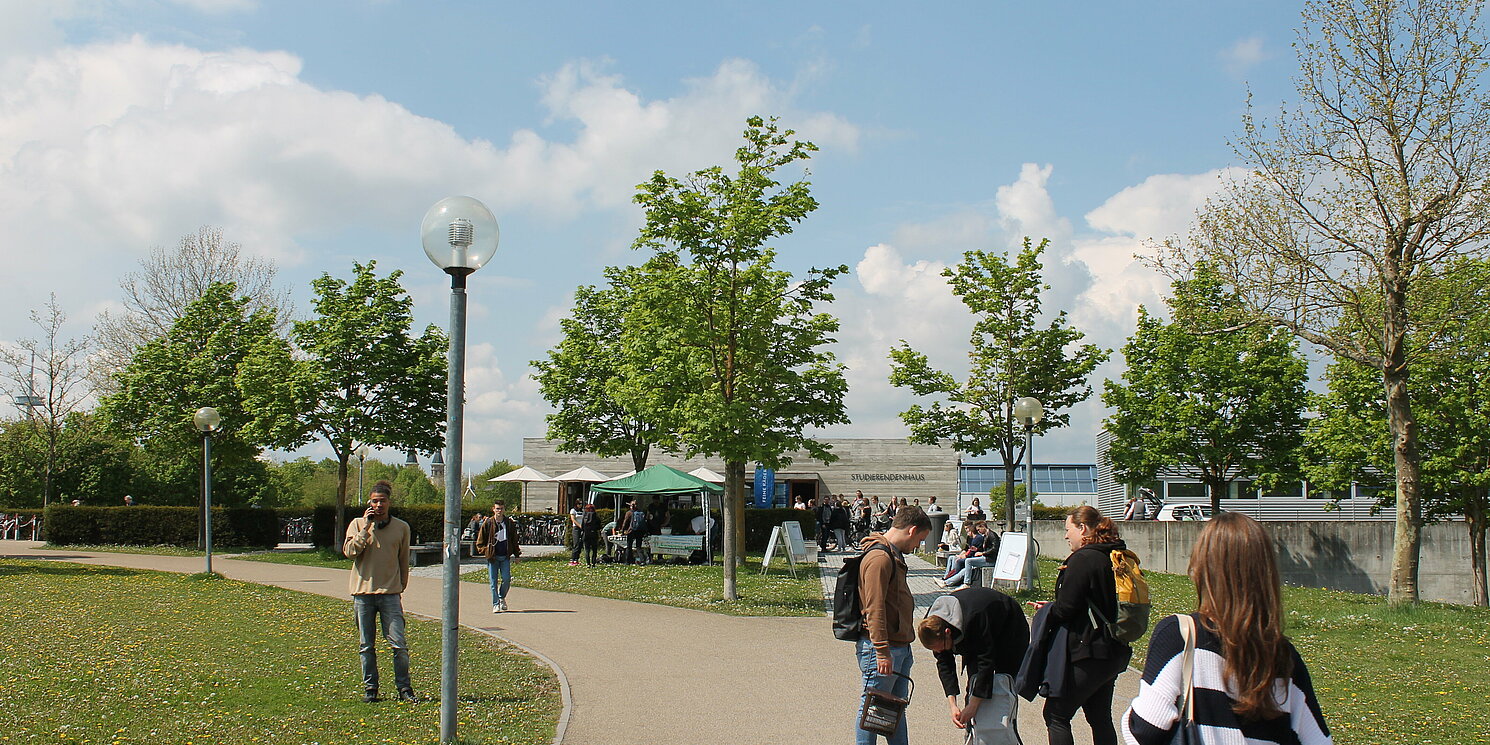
[344,480,415,703]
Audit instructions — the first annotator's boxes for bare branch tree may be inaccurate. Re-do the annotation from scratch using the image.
[1,294,93,507]
[93,226,294,389]
[1157,0,1490,605]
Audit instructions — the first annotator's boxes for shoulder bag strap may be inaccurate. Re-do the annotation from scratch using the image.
[1176,613,1197,723]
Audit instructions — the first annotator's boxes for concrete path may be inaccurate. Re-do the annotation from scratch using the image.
[2,541,1138,745]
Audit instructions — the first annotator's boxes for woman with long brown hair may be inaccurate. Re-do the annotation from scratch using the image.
[1122,512,1331,744]
[1033,505,1132,745]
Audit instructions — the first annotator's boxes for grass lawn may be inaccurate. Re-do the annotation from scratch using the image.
[233,546,354,569]
[468,553,825,617]
[40,543,265,557]
[0,559,560,745]
[1020,557,1490,745]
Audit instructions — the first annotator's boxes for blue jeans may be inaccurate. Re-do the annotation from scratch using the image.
[354,593,410,694]
[487,556,512,604]
[946,555,991,587]
[855,637,913,745]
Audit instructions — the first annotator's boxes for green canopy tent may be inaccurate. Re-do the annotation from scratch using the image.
[591,464,725,562]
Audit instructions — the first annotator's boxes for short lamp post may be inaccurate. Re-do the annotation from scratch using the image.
[193,406,222,575]
[422,195,499,744]
[1013,396,1044,592]
[357,445,369,502]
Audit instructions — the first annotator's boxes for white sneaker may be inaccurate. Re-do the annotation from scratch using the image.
[934,579,947,589]
[492,603,501,614]
[498,598,508,612]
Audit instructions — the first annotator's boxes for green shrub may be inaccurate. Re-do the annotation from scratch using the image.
[43,506,281,548]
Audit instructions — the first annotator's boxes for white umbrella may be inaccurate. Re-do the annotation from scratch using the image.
[553,466,612,482]
[488,465,553,512]
[488,465,553,483]
[688,466,726,483]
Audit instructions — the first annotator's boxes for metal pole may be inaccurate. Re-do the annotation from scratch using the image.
[440,272,469,743]
[203,433,214,575]
[1022,424,1036,591]
[358,454,364,505]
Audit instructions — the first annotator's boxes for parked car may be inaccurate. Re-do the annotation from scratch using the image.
[1156,503,1213,522]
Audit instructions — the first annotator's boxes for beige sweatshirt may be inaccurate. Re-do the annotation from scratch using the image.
[344,516,411,595]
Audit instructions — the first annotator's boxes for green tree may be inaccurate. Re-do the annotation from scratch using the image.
[393,465,439,504]
[533,270,670,472]
[1103,266,1308,513]
[0,295,93,507]
[98,283,277,506]
[628,115,850,599]
[472,459,522,510]
[1305,260,1490,606]
[1162,0,1490,604]
[889,239,1107,532]
[238,262,447,550]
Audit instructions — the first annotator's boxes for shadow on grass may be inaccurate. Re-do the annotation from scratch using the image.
[0,560,140,577]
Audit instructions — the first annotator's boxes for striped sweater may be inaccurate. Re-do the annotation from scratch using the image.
[1123,614,1332,745]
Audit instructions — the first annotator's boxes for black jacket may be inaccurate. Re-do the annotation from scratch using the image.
[931,587,1030,700]
[1052,540,1127,661]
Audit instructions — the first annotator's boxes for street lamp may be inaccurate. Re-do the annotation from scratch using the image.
[193,406,222,575]
[422,195,499,744]
[357,445,369,503]
[1013,396,1043,591]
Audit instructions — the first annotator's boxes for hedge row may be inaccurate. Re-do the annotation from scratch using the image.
[43,505,281,548]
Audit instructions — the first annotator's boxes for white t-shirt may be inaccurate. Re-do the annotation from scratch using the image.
[690,515,716,534]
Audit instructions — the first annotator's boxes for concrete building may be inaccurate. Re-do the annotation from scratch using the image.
[520,437,960,512]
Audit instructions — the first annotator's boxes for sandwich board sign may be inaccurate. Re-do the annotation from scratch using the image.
[761,521,810,577]
[992,531,1030,582]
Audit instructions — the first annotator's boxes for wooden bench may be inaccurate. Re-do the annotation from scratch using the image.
[409,544,443,567]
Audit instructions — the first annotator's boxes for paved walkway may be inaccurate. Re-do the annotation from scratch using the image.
[2,541,1137,745]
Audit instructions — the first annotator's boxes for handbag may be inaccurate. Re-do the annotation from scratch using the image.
[1170,614,1204,745]
[964,672,1021,745]
[859,672,914,737]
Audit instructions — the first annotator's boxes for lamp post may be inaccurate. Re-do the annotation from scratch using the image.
[1013,396,1043,592]
[193,407,222,575]
[422,195,499,744]
[357,445,369,503]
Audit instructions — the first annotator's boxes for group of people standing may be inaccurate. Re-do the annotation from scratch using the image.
[853,503,1332,745]
[807,491,947,552]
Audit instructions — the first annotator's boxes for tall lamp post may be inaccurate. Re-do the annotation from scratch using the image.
[422,195,499,744]
[1013,396,1043,591]
[193,406,222,575]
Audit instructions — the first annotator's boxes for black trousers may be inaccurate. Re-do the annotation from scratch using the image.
[1043,651,1130,745]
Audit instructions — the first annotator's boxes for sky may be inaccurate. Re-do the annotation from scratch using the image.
[0,0,1310,471]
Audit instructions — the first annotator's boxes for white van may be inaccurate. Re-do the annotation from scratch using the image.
[1156,504,1213,522]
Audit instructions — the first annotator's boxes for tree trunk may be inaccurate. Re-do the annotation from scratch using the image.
[1003,464,1017,533]
[334,454,350,556]
[722,459,746,600]
[1204,478,1226,515]
[1467,489,1488,608]
[1382,342,1422,606]
[630,444,649,473]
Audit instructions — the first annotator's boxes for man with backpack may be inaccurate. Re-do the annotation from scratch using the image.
[621,499,650,565]
[847,505,931,745]
[818,497,837,551]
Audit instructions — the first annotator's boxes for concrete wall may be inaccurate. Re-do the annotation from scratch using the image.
[1032,519,1479,606]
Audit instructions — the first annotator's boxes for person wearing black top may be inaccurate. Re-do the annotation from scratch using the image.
[829,498,851,550]
[917,587,1030,732]
[1032,506,1130,745]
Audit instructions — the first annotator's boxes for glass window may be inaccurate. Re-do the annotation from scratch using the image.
[1263,482,1304,499]
[1232,480,1257,499]
[1166,482,1205,499]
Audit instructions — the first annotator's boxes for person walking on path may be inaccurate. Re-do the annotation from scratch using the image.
[855,505,932,745]
[1122,513,1332,745]
[579,503,602,566]
[918,586,1030,737]
[476,501,522,612]
[343,480,416,703]
[1031,506,1131,745]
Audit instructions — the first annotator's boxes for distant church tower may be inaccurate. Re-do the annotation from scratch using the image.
[431,450,445,480]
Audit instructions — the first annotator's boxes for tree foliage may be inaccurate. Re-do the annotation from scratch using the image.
[98,283,278,506]
[627,115,850,599]
[0,294,93,506]
[1156,0,1490,604]
[533,269,670,472]
[1103,266,1308,513]
[94,226,293,389]
[889,238,1107,531]
[238,262,447,546]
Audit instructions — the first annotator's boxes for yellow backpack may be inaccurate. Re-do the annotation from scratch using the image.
[1097,549,1152,643]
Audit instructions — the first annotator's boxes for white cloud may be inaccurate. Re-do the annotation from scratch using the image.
[1220,36,1266,78]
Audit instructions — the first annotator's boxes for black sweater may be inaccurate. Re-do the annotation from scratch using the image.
[931,587,1030,700]
[1051,540,1125,659]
